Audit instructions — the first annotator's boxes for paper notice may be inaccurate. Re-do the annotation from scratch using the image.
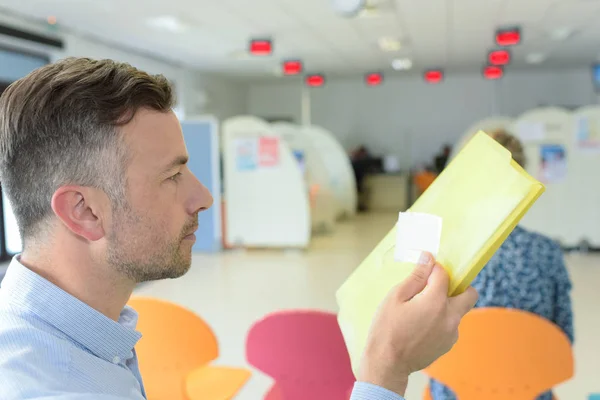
[394,212,443,263]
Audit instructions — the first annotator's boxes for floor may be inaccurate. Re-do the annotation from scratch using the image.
[135,212,600,400]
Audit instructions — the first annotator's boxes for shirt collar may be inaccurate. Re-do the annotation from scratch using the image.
[0,256,142,364]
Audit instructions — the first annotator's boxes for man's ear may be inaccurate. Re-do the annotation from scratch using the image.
[51,186,107,241]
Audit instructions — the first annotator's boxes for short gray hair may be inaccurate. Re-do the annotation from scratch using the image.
[0,57,175,246]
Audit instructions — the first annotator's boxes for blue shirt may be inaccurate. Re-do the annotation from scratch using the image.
[430,226,574,400]
[0,256,403,400]
[0,257,146,399]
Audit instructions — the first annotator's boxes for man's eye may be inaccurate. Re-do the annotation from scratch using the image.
[169,172,183,181]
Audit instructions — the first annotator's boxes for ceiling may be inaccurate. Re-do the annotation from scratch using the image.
[1,0,600,79]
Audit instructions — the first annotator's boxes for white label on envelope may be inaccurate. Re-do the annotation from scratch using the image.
[394,212,443,263]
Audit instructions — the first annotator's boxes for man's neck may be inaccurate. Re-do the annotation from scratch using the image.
[19,245,135,322]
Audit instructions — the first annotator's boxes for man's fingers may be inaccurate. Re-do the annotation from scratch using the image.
[420,263,450,300]
[448,286,479,317]
[394,251,435,302]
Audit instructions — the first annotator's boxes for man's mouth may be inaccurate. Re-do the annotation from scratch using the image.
[184,225,199,237]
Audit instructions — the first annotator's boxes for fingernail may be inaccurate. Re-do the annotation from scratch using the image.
[418,251,432,265]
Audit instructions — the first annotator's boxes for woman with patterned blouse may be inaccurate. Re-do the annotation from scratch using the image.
[430,130,575,400]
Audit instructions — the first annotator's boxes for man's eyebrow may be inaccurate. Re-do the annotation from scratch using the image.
[163,155,189,172]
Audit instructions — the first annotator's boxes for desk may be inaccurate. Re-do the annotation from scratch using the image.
[363,173,410,212]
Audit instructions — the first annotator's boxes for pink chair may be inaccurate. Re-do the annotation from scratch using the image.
[264,384,283,400]
[246,310,356,400]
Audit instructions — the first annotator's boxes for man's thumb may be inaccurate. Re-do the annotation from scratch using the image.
[394,252,435,302]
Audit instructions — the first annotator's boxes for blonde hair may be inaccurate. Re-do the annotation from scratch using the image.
[489,129,526,168]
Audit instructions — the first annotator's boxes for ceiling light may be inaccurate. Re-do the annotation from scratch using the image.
[550,27,573,41]
[488,49,511,65]
[378,37,402,52]
[424,69,444,84]
[391,58,412,70]
[249,38,273,56]
[365,72,384,86]
[358,8,379,17]
[357,3,380,17]
[526,53,546,64]
[495,27,521,46]
[483,65,504,80]
[306,74,326,87]
[147,16,188,33]
[282,60,303,75]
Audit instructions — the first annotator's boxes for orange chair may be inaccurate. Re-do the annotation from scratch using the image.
[128,297,251,400]
[423,308,574,400]
[413,171,437,196]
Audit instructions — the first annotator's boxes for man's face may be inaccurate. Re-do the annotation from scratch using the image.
[106,109,213,283]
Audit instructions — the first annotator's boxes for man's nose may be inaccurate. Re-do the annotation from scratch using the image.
[188,178,214,215]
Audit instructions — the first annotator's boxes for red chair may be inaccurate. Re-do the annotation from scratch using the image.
[264,384,283,400]
[246,310,355,400]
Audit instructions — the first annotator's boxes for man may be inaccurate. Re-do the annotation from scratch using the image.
[0,58,478,399]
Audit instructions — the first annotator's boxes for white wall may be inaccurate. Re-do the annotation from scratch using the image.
[185,73,248,121]
[247,69,597,168]
[0,12,248,121]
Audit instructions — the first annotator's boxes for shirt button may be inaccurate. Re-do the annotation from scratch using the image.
[112,356,121,364]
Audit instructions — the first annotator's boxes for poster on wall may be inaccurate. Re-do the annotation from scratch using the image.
[575,116,600,151]
[539,144,567,184]
[258,136,280,167]
[235,138,258,171]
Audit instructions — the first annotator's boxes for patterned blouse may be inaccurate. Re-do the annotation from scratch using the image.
[430,226,575,400]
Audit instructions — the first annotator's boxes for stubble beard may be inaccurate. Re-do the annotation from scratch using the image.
[106,205,194,283]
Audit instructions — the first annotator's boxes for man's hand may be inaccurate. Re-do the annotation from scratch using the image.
[357,252,478,396]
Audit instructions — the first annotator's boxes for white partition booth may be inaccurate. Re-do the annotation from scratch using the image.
[271,122,337,233]
[510,107,577,247]
[449,116,514,161]
[571,106,600,248]
[299,125,358,219]
[222,116,310,248]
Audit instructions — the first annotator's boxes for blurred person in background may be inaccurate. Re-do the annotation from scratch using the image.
[434,144,452,173]
[429,129,574,400]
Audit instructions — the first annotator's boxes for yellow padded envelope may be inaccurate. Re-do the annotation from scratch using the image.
[336,131,545,376]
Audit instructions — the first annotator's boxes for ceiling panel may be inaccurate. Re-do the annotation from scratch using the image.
[451,0,502,63]
[1,0,600,78]
[276,32,343,57]
[539,1,600,29]
[547,36,600,63]
[352,14,405,40]
[178,3,254,35]
[280,0,342,25]
[499,0,553,25]
[393,0,449,67]
[576,18,600,43]
[218,0,305,34]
